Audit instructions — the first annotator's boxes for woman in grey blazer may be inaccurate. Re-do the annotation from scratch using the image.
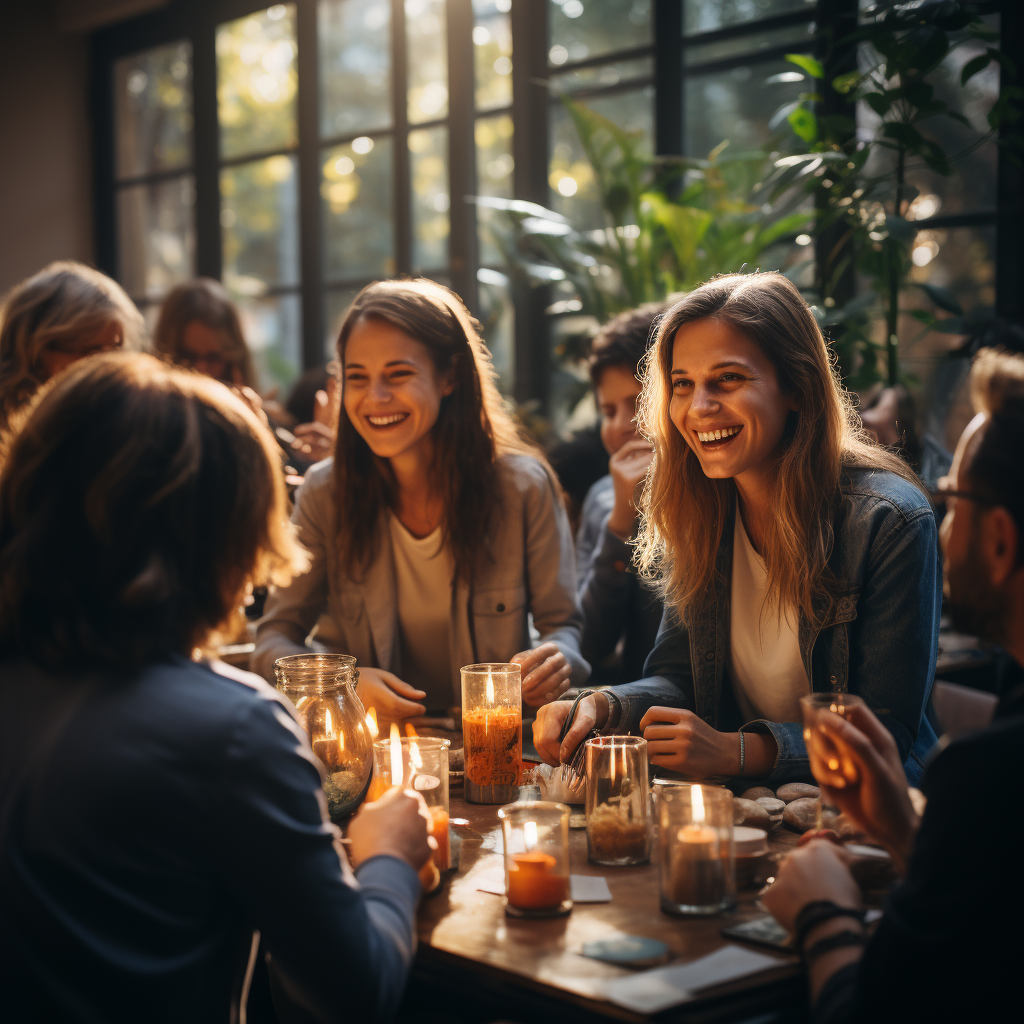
[254,280,589,724]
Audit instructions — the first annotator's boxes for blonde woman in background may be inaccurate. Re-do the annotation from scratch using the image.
[0,260,144,433]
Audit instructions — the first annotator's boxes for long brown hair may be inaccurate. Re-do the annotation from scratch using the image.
[0,261,145,432]
[635,272,921,623]
[0,352,307,672]
[333,279,548,582]
[154,278,259,390]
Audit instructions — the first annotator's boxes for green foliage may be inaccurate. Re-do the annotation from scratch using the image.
[781,0,1020,387]
[482,98,811,409]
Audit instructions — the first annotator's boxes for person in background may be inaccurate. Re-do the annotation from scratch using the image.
[762,347,1024,1022]
[547,424,610,537]
[535,272,939,785]
[0,352,431,1024]
[0,260,143,433]
[576,303,667,684]
[154,278,260,390]
[254,279,589,726]
[283,361,341,464]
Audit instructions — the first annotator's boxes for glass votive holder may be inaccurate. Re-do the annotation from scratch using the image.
[656,783,736,915]
[460,663,523,804]
[584,736,652,866]
[498,800,572,918]
[371,732,452,872]
[800,691,867,830]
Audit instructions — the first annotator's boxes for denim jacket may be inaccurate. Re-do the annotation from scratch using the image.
[607,467,941,785]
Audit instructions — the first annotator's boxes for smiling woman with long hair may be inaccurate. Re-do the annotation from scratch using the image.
[254,278,588,723]
[535,272,940,785]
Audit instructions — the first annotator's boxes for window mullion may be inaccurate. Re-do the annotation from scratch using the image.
[297,0,323,369]
[447,0,477,311]
[192,12,222,281]
[391,0,412,275]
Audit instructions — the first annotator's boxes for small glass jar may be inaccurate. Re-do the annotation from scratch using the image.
[274,654,373,823]
[656,783,735,915]
[371,734,452,872]
[800,691,867,830]
[584,736,652,866]
[498,801,572,918]
[460,663,522,804]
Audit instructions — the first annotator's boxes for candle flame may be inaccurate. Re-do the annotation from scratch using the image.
[325,708,333,736]
[523,820,538,851]
[338,731,345,753]
[692,784,705,824]
[365,707,378,739]
[609,740,616,786]
[409,740,423,771]
[389,723,404,787]
[485,671,495,705]
[404,723,418,737]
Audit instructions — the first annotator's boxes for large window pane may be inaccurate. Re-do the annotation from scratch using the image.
[473,0,513,112]
[217,5,298,159]
[116,175,196,300]
[407,0,448,124]
[325,285,363,356]
[410,126,450,270]
[114,41,192,179]
[475,114,514,263]
[684,0,815,36]
[319,0,392,138]
[221,155,300,294]
[684,58,808,157]
[549,88,653,229]
[322,136,394,280]
[684,21,815,65]
[548,0,651,66]
[234,291,303,393]
[552,56,652,92]
[477,269,514,394]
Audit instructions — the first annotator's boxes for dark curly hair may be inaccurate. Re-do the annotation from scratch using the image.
[588,301,672,390]
[0,352,307,673]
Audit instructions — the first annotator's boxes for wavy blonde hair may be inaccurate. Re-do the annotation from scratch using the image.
[635,272,920,624]
[0,261,145,432]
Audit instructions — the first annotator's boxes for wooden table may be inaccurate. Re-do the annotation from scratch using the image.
[408,793,804,1023]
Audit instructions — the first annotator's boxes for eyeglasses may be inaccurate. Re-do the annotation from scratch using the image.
[927,487,1000,511]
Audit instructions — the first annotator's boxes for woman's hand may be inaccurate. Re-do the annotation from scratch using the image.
[639,706,738,777]
[761,839,862,933]
[809,704,920,873]
[356,668,426,727]
[291,421,336,460]
[532,692,610,766]
[513,642,573,707]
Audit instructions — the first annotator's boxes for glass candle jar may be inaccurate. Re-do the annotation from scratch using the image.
[497,801,572,918]
[460,663,522,804]
[274,654,373,823]
[371,733,452,873]
[656,783,735,915]
[800,691,867,830]
[584,736,652,866]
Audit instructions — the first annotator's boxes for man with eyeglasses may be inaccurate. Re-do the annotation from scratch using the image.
[761,348,1024,1023]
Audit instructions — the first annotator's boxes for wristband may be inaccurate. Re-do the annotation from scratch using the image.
[802,929,866,965]
[794,901,867,951]
[738,730,745,776]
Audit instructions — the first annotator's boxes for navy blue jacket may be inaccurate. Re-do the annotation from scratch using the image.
[606,468,941,784]
[0,656,420,1024]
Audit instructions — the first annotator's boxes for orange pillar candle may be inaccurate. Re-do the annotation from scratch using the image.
[507,851,570,910]
[429,805,451,873]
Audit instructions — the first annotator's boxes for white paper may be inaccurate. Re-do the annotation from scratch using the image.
[603,945,783,1014]
[473,865,611,902]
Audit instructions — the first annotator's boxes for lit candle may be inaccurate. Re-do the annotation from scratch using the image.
[507,820,569,910]
[667,785,725,907]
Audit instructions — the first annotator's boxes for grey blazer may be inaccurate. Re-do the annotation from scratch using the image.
[253,454,590,703]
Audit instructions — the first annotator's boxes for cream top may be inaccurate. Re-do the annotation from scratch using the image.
[388,516,455,710]
[727,506,809,725]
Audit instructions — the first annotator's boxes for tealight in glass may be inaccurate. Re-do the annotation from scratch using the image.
[498,800,572,918]
[371,732,451,873]
[460,663,522,804]
[800,691,867,830]
[274,653,373,822]
[584,736,652,866]
[657,783,735,915]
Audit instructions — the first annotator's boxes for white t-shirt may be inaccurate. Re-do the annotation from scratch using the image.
[727,506,809,724]
[388,516,455,710]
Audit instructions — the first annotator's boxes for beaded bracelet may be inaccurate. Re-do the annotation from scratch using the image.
[802,929,867,965]
[794,900,867,951]
[738,730,745,776]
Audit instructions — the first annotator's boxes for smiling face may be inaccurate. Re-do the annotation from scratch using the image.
[668,318,796,486]
[595,364,642,455]
[342,316,452,463]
